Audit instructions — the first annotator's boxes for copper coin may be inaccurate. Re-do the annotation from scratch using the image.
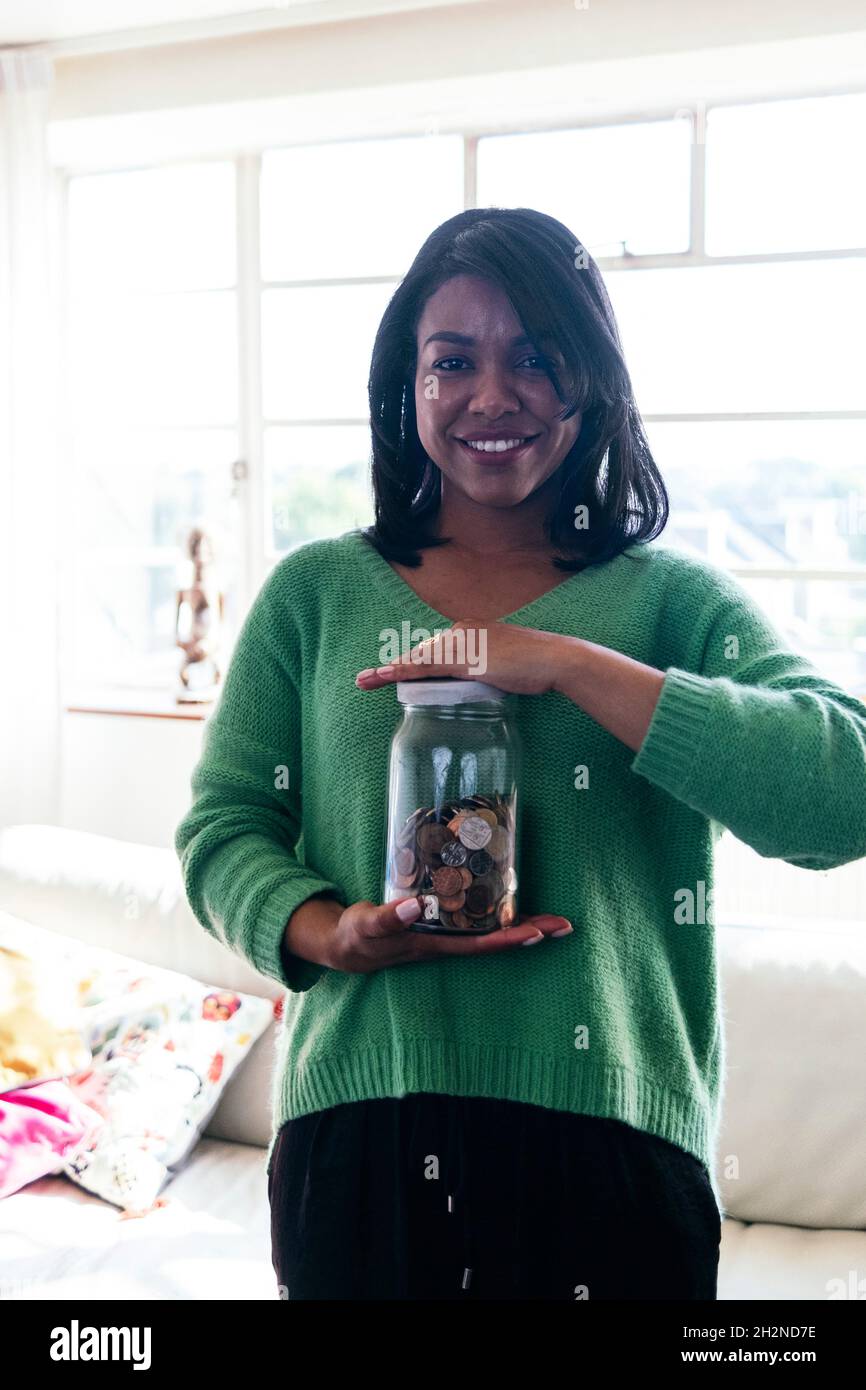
[498,895,517,927]
[447,812,470,835]
[431,866,463,897]
[476,808,498,827]
[439,891,466,911]
[394,847,417,878]
[417,824,453,857]
[437,908,454,928]
[488,826,511,862]
[450,909,473,930]
[457,815,492,850]
[394,870,419,889]
[458,867,473,888]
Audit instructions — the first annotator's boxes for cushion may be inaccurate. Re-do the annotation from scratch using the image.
[0,911,274,1211]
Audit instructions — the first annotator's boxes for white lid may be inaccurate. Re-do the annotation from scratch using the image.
[396,678,507,706]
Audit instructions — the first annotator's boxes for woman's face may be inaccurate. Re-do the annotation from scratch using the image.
[414,273,581,511]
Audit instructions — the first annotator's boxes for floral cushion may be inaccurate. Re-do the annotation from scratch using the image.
[0,912,274,1211]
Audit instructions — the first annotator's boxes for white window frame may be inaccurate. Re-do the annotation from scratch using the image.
[59,88,866,682]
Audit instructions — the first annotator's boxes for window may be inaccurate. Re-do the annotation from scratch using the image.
[64,161,241,692]
[62,95,866,697]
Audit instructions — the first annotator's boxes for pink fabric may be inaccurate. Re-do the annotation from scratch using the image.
[0,1080,103,1199]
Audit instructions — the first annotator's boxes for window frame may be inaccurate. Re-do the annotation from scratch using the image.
[58,89,866,702]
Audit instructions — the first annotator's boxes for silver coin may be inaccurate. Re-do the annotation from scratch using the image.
[457,815,492,850]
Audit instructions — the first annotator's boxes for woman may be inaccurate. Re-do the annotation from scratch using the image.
[175,207,866,1301]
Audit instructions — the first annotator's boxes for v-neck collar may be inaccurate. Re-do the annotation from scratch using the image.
[350,528,621,627]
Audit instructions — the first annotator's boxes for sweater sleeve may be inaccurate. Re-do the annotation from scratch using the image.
[631,564,866,870]
[174,560,344,992]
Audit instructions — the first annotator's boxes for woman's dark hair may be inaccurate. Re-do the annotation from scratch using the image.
[362,206,668,571]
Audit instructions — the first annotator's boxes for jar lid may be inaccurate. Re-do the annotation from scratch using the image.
[396,678,507,706]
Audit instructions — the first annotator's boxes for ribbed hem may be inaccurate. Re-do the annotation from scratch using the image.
[266,1038,721,1208]
[251,876,344,992]
[631,667,717,801]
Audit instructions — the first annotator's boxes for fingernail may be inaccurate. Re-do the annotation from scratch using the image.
[356,668,376,680]
[551,925,574,937]
[396,897,421,922]
[521,932,545,946]
[376,665,396,676]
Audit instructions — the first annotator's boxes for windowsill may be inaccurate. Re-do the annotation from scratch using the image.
[64,688,215,721]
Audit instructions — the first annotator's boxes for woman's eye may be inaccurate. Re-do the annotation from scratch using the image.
[519,355,552,371]
[431,356,468,371]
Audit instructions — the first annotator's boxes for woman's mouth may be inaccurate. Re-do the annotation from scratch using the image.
[454,433,540,463]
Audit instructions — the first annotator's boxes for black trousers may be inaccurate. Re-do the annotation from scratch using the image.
[267,1092,722,1301]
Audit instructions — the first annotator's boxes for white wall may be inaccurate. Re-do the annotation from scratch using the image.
[59,712,205,850]
[47,0,866,120]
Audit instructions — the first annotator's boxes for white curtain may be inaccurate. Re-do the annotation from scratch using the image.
[0,49,61,827]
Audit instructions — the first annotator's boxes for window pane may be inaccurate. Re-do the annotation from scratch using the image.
[706,94,866,255]
[738,576,866,695]
[64,562,183,689]
[645,419,866,568]
[262,283,394,419]
[68,162,236,292]
[645,419,866,694]
[606,259,865,413]
[476,119,691,256]
[265,425,373,552]
[69,290,238,426]
[261,136,464,280]
[68,428,240,550]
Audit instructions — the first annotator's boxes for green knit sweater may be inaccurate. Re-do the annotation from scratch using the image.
[174,528,866,1198]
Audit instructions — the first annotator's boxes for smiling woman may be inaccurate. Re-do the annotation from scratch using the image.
[364,206,669,573]
[175,206,866,1304]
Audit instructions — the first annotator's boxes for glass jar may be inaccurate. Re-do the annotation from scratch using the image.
[382,678,522,934]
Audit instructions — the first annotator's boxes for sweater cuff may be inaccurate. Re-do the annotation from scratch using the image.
[252,876,344,993]
[631,667,717,800]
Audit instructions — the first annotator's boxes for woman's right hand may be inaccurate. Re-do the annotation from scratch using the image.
[285,892,573,976]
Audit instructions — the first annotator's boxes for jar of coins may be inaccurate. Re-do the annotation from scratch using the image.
[383,678,521,934]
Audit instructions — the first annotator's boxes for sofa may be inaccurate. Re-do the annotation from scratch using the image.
[1,822,864,1301]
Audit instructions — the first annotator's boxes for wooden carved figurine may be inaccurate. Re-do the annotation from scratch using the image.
[175,526,225,703]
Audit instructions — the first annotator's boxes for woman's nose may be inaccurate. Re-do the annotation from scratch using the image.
[467,366,522,419]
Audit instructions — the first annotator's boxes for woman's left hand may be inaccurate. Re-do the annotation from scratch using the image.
[355,620,566,697]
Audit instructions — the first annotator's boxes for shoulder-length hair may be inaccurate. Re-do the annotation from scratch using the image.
[361,205,668,571]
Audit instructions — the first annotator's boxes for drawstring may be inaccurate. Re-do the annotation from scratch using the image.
[445,1096,474,1293]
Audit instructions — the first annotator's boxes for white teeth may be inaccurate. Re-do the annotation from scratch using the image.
[464,438,526,452]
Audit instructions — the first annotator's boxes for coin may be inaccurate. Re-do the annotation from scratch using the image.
[431,866,463,898]
[438,891,466,911]
[476,808,498,827]
[440,839,469,867]
[451,910,473,930]
[465,883,492,917]
[497,895,517,927]
[457,815,492,850]
[468,849,494,876]
[417,824,453,857]
[458,866,473,889]
[488,826,511,862]
[394,847,417,877]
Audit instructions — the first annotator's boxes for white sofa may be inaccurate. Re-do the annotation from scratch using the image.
[1,823,864,1301]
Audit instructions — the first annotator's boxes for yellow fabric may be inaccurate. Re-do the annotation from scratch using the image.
[0,945,91,1091]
